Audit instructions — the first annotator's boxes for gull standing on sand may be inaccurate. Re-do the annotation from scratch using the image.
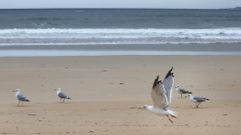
[144,67,177,123]
[187,94,209,108]
[14,89,30,106]
[175,86,192,98]
[55,88,71,103]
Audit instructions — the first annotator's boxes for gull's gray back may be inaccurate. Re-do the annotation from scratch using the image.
[17,93,27,101]
[193,96,207,102]
[58,91,67,99]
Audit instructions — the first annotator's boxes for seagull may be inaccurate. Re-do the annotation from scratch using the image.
[55,88,71,103]
[14,89,30,106]
[187,94,209,108]
[175,86,192,98]
[144,67,177,123]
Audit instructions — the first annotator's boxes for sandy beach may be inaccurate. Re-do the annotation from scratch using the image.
[0,56,241,135]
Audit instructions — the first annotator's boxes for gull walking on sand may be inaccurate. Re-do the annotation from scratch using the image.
[175,86,192,98]
[14,89,30,106]
[55,88,71,103]
[144,67,177,123]
[187,94,209,108]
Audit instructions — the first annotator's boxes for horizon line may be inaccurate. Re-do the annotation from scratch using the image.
[0,7,240,10]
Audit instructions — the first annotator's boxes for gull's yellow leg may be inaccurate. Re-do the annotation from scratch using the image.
[167,115,174,124]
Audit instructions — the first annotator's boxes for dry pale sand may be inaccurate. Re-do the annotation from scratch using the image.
[0,56,241,135]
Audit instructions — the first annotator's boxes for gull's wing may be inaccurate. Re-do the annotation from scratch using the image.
[193,96,209,102]
[151,76,169,109]
[17,93,29,101]
[163,67,174,103]
[179,88,192,94]
[58,91,67,99]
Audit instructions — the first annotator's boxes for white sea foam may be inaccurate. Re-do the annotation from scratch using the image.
[0,28,241,45]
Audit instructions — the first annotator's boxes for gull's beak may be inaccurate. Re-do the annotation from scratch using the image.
[12,90,17,92]
[138,106,145,109]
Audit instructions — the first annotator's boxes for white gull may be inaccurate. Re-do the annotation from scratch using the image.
[14,89,30,106]
[55,88,71,103]
[144,67,177,123]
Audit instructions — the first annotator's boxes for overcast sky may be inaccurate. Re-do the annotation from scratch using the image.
[0,0,241,9]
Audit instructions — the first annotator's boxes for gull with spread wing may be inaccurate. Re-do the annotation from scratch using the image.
[144,67,177,123]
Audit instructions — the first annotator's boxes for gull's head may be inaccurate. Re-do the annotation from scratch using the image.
[54,88,62,92]
[143,104,153,110]
[13,89,21,93]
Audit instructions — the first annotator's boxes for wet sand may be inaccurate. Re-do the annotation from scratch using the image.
[0,56,240,135]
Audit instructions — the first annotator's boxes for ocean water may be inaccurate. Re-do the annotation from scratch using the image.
[0,9,241,56]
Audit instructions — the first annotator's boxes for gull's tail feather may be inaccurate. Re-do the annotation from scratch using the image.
[66,97,71,99]
[206,98,210,101]
[23,99,30,102]
[179,88,192,94]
